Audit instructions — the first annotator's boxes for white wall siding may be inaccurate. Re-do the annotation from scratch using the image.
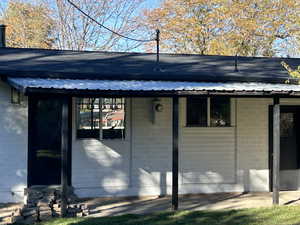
[235,98,300,192]
[131,98,172,196]
[179,98,236,184]
[236,98,271,192]
[4,90,299,202]
[73,97,247,197]
[71,96,300,198]
[0,81,28,202]
[178,98,243,194]
[180,128,236,184]
[72,98,132,197]
[72,98,174,197]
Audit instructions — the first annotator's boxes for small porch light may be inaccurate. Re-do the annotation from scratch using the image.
[155,102,164,112]
[153,98,164,112]
[152,98,163,124]
[11,87,23,104]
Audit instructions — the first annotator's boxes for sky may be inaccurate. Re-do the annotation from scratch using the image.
[0,0,162,51]
[144,0,161,9]
[0,0,161,9]
[0,0,298,57]
[0,0,162,18]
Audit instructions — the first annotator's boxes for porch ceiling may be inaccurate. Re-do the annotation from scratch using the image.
[7,77,300,96]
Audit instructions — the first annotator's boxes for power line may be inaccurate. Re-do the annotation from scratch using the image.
[66,0,156,43]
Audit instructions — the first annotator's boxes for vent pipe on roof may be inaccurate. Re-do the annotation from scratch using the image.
[154,29,161,72]
[0,25,6,48]
[234,54,239,72]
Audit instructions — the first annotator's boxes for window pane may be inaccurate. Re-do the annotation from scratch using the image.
[186,97,207,126]
[101,98,125,139]
[210,97,230,127]
[76,98,100,138]
[76,98,126,139]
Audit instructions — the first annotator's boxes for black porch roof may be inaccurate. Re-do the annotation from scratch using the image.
[0,47,299,84]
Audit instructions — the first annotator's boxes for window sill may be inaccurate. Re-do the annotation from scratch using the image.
[75,137,128,142]
[183,126,235,129]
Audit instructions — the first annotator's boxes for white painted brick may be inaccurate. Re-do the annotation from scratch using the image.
[0,81,27,203]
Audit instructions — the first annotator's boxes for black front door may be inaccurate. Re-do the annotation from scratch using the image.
[28,96,71,186]
[280,109,300,170]
[269,106,300,190]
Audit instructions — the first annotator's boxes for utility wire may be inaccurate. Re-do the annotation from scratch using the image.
[66,0,156,43]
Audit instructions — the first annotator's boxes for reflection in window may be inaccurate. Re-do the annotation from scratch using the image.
[76,98,125,139]
[186,97,231,127]
[210,97,231,127]
[186,97,207,126]
[101,98,125,139]
[280,113,294,137]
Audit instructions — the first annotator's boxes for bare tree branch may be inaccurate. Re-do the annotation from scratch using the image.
[47,0,147,51]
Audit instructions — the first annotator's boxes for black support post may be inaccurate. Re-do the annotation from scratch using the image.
[273,96,280,205]
[61,97,69,217]
[172,96,179,210]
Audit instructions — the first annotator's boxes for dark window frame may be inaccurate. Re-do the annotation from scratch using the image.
[186,96,231,127]
[186,96,208,127]
[76,98,100,139]
[76,97,126,140]
[210,97,231,127]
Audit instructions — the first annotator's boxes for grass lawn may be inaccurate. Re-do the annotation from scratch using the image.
[33,206,300,225]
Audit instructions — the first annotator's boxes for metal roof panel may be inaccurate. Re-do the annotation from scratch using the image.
[8,77,300,93]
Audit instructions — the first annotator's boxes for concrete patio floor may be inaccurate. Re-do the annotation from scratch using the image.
[2,191,300,223]
[83,191,300,217]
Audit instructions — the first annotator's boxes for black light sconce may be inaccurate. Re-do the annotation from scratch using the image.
[155,102,164,112]
[152,98,164,124]
[11,87,23,105]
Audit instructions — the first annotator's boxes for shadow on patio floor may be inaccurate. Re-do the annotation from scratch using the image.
[2,191,300,224]
[78,191,300,217]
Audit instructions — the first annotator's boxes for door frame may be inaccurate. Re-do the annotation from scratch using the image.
[27,95,72,187]
[269,105,300,191]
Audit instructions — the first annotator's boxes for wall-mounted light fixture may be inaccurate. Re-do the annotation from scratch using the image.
[11,87,23,105]
[155,102,163,112]
[152,98,163,124]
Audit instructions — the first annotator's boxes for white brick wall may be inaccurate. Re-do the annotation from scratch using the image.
[0,81,28,203]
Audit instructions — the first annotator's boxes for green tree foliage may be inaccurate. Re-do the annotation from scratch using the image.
[282,61,300,83]
[1,0,55,48]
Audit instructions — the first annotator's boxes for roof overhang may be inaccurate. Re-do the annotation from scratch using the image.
[7,77,300,97]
